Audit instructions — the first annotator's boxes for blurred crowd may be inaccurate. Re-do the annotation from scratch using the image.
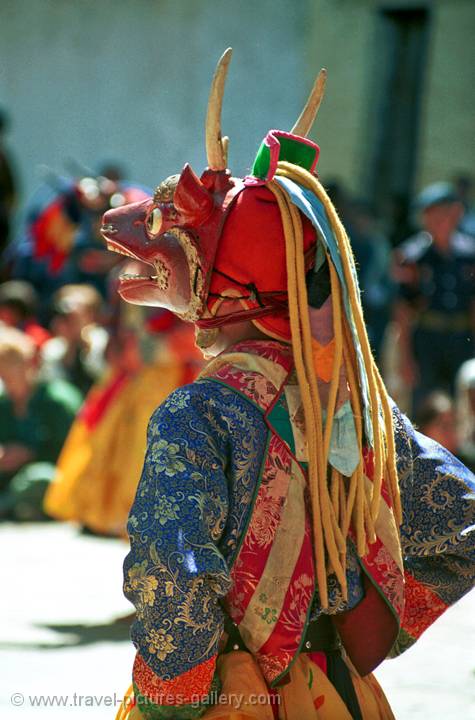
[0,106,474,527]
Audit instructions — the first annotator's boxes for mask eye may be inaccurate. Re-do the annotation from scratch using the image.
[146,207,163,237]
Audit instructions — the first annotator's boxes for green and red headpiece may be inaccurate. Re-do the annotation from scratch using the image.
[101,49,326,343]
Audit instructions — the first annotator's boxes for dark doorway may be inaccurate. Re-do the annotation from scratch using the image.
[369,6,431,244]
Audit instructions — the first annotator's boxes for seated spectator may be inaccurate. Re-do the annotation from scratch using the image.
[41,284,109,394]
[0,327,82,519]
[44,300,203,537]
[0,280,50,348]
[414,390,458,455]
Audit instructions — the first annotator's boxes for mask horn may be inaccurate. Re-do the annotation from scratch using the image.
[205,48,232,171]
[291,68,327,137]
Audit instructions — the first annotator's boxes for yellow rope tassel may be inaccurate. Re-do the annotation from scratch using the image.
[338,472,347,536]
[264,162,401,608]
[322,262,344,469]
[375,364,403,522]
[267,180,329,606]
[330,466,340,528]
[268,180,350,605]
[288,199,348,582]
[276,161,400,524]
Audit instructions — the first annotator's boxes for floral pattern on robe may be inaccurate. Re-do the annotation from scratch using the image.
[124,351,475,717]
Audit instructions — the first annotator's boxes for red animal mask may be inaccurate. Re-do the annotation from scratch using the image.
[101,50,326,343]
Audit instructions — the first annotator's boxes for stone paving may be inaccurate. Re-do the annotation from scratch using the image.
[1,522,474,719]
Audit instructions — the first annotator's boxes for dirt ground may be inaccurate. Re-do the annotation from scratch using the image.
[1,522,474,719]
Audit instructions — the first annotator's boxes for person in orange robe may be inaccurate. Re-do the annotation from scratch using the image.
[44,305,202,536]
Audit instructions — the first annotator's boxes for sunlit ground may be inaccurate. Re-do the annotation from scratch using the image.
[1,522,474,719]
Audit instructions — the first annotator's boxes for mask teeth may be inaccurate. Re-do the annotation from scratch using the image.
[106,242,139,260]
[120,273,152,280]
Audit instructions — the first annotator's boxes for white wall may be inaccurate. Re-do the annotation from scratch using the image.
[418,0,475,188]
[305,0,475,194]
[0,0,313,204]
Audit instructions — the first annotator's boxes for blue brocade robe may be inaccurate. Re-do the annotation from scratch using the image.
[123,341,475,718]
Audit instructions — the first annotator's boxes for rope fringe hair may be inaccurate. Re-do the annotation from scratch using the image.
[267,162,401,609]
